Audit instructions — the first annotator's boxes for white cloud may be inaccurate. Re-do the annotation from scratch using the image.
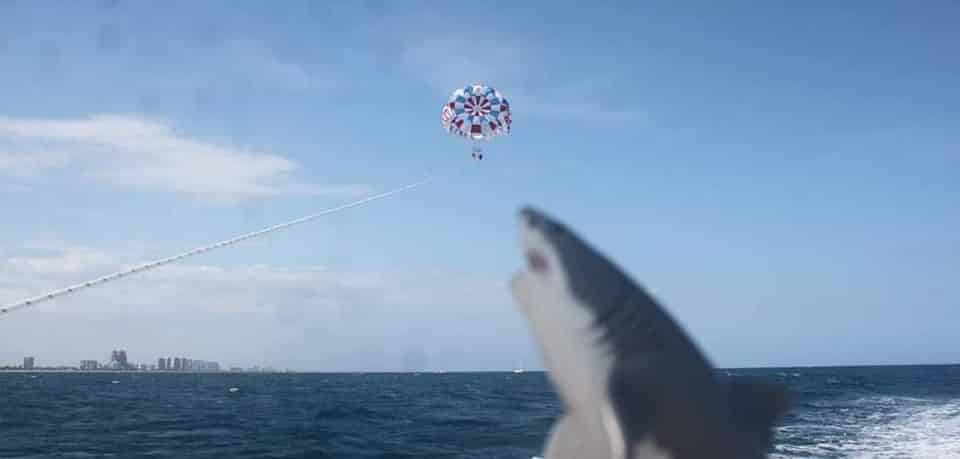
[0,114,371,202]
[0,151,71,178]
[0,242,527,371]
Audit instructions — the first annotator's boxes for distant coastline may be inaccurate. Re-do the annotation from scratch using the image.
[2,363,957,375]
[0,369,232,374]
[0,369,542,374]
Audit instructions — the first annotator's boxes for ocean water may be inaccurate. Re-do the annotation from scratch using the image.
[1,366,958,458]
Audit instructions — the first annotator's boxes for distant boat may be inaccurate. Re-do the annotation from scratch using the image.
[512,360,525,373]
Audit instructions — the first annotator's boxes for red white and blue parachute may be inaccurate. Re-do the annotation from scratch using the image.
[441,83,511,159]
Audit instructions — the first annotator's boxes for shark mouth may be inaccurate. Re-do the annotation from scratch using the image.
[526,250,549,273]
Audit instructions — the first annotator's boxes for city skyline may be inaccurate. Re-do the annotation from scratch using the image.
[0,349,223,372]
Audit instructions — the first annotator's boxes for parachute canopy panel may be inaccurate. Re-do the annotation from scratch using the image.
[441,83,512,142]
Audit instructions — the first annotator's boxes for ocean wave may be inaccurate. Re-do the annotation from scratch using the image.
[774,396,960,458]
[845,399,960,458]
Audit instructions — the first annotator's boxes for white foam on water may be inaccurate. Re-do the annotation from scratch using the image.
[772,396,960,458]
[844,399,960,458]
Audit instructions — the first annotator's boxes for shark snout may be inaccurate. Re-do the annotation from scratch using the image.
[519,206,551,231]
[519,207,551,273]
[518,206,562,276]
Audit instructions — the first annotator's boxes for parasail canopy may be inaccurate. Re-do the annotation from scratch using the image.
[441,83,512,142]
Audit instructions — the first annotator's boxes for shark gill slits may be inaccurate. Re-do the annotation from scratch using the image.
[526,250,549,273]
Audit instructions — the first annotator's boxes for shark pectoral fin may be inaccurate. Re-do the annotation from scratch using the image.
[543,414,611,459]
[723,379,791,447]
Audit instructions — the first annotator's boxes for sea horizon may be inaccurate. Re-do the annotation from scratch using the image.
[3,361,959,374]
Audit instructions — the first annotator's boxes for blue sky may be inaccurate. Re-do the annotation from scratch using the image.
[1,1,958,370]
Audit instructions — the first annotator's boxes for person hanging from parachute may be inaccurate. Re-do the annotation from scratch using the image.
[441,83,512,160]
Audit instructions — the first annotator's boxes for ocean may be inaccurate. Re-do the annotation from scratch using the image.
[1,365,958,458]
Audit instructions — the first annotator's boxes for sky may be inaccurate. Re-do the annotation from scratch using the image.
[1,1,958,371]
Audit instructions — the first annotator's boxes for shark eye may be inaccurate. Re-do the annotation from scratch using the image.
[526,250,549,273]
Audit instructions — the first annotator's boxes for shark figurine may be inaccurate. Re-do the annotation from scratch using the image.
[510,206,789,459]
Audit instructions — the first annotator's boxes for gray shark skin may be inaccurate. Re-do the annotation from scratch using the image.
[510,206,789,459]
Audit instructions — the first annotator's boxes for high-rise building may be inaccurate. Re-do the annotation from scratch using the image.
[80,360,98,370]
[23,357,34,370]
[173,358,182,370]
[158,358,167,370]
[110,350,129,369]
[165,357,171,370]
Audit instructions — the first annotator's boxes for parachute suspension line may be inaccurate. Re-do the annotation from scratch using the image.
[0,177,432,317]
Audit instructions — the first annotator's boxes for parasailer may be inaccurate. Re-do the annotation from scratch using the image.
[441,83,511,160]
